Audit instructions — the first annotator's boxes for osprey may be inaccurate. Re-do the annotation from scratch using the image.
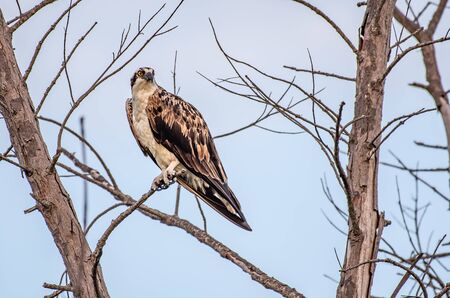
[126,67,251,231]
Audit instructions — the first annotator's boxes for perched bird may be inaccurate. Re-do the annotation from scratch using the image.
[126,67,251,231]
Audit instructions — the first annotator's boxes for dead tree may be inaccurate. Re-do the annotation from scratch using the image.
[0,10,109,298]
[1,1,449,297]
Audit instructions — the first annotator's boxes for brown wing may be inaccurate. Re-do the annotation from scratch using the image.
[125,98,158,165]
[146,88,228,183]
[146,87,251,230]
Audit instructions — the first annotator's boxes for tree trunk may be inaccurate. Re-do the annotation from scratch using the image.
[0,11,109,298]
[394,1,450,203]
[336,1,396,297]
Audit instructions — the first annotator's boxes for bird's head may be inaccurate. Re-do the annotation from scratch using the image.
[131,67,156,90]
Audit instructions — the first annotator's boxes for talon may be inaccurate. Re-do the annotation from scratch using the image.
[152,173,166,191]
[152,165,182,191]
[167,169,176,181]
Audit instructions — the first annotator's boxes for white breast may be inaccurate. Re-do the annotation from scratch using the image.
[132,85,179,170]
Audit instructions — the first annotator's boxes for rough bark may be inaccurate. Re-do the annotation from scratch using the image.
[0,11,109,298]
[336,1,396,297]
[394,2,450,179]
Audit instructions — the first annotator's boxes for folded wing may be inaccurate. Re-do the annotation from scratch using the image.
[146,88,251,230]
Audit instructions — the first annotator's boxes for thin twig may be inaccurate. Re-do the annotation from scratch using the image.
[38,116,117,188]
[283,65,355,82]
[435,282,450,298]
[380,151,450,202]
[35,21,97,113]
[390,28,423,50]
[380,249,447,291]
[0,153,30,173]
[397,176,428,254]
[321,176,348,221]
[174,184,181,216]
[85,203,127,235]
[208,20,341,124]
[195,196,207,232]
[334,102,359,236]
[321,209,347,236]
[370,108,435,146]
[9,0,58,32]
[24,205,38,214]
[172,50,179,95]
[15,0,22,15]
[212,76,309,139]
[368,108,435,158]
[382,35,450,82]
[414,141,447,150]
[254,125,303,135]
[21,0,83,82]
[291,0,358,54]
[44,289,64,298]
[63,0,75,103]
[391,253,423,297]
[80,116,88,231]
[171,50,182,217]
[383,151,450,203]
[42,282,73,292]
[341,258,428,298]
[91,189,155,297]
[393,0,413,57]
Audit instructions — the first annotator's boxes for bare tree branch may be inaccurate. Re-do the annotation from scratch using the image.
[383,151,450,203]
[283,65,355,82]
[35,21,97,114]
[43,282,73,292]
[21,0,83,82]
[415,141,447,150]
[383,35,450,82]
[91,188,155,297]
[428,0,448,35]
[368,108,435,158]
[341,258,428,298]
[59,151,305,298]
[9,0,58,32]
[436,282,450,298]
[291,0,358,54]
[333,102,359,235]
[38,116,117,188]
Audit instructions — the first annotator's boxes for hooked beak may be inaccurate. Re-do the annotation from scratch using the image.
[144,71,154,82]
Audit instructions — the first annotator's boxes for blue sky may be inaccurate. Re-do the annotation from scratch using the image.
[1,1,449,297]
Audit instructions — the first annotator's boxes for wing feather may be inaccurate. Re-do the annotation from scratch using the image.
[147,88,228,183]
[146,88,250,230]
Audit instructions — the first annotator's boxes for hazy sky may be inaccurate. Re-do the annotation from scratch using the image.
[1,1,449,297]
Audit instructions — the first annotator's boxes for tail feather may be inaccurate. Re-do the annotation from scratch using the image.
[177,178,252,231]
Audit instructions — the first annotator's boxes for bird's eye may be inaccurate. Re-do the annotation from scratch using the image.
[137,70,145,77]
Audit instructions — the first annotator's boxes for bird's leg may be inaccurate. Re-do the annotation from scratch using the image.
[151,160,180,191]
[164,160,179,183]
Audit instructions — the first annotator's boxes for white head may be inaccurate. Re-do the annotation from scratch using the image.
[130,67,156,93]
